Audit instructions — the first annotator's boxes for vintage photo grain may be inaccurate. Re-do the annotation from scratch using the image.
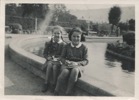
[1,0,139,100]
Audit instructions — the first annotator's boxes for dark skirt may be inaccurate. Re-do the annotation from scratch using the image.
[42,60,61,71]
[60,65,85,78]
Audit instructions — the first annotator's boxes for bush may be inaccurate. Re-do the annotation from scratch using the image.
[107,41,135,58]
[9,23,22,34]
[123,31,135,46]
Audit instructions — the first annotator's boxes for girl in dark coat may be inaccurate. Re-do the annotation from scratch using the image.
[42,25,66,92]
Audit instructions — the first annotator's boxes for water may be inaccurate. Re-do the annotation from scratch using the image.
[84,43,134,94]
[26,42,135,95]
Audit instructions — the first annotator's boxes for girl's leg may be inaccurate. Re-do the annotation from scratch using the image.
[45,61,53,84]
[51,64,60,92]
[66,68,79,95]
[55,68,70,93]
[42,61,53,92]
[52,64,60,85]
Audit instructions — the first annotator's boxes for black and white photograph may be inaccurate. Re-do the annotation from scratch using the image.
[1,0,138,99]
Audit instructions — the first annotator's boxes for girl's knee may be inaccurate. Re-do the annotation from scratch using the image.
[47,61,53,70]
[53,65,59,71]
[62,69,70,74]
[69,68,79,81]
[58,69,70,81]
[72,68,79,75]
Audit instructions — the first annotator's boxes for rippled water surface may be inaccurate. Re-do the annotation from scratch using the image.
[84,43,134,94]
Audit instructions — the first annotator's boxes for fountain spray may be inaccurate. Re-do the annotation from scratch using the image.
[37,4,56,35]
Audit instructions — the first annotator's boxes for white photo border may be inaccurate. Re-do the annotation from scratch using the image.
[0,0,139,100]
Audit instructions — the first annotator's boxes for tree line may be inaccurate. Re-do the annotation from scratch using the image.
[6,4,135,35]
[5,4,89,32]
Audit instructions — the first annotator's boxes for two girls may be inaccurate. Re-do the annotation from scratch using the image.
[42,26,88,95]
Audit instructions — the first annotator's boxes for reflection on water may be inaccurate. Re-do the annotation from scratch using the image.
[105,51,135,72]
[121,60,135,72]
[81,43,134,94]
[26,42,135,94]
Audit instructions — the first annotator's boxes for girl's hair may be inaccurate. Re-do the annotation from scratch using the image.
[51,25,65,42]
[68,27,85,42]
[52,25,64,34]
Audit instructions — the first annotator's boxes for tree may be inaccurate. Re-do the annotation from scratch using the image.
[21,4,49,19]
[77,20,88,32]
[50,4,78,27]
[6,4,17,16]
[57,12,77,23]
[129,19,135,31]
[118,22,128,31]
[118,22,129,35]
[123,31,135,46]
[108,6,121,36]
[51,4,73,23]
[52,4,68,20]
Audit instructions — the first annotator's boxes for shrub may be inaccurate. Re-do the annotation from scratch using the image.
[9,23,22,34]
[107,41,135,58]
[123,31,135,46]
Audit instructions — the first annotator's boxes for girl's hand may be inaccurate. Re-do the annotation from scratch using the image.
[65,60,71,65]
[71,62,78,66]
[47,56,53,61]
[65,60,78,66]
[53,57,60,61]
[65,61,78,68]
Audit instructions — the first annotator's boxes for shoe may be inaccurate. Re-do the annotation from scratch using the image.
[42,83,49,92]
[54,91,59,96]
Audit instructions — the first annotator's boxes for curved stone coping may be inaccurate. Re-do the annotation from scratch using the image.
[6,33,122,43]
[106,49,135,61]
[9,36,47,65]
[8,35,133,96]
[64,35,122,42]
[86,36,122,39]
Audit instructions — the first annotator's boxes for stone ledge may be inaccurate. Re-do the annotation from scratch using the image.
[106,49,135,61]
[8,35,133,96]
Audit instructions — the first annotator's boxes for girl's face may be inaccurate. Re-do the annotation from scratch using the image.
[53,29,62,42]
[71,32,81,46]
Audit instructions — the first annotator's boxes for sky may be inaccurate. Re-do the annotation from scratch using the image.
[64,4,135,23]
[65,4,134,10]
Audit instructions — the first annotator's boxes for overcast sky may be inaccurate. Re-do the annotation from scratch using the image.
[64,4,135,23]
[65,4,134,10]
